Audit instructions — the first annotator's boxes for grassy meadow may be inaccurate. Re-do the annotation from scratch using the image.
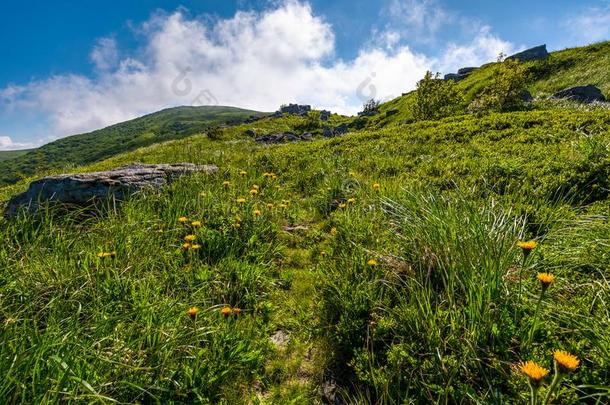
[1,104,609,404]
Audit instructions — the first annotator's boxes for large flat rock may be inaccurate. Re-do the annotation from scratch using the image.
[5,163,217,216]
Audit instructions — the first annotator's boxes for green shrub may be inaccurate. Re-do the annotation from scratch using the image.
[412,71,464,120]
[469,57,529,112]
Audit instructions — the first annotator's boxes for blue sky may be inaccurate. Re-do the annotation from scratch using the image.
[1,0,609,149]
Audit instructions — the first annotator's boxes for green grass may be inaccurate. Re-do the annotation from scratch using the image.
[1,107,609,403]
[0,149,33,162]
[0,106,265,186]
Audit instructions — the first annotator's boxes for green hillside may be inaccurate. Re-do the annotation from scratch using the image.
[0,149,33,162]
[0,106,265,186]
[1,41,610,404]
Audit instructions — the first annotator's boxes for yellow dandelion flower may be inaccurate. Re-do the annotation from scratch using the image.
[223,181,231,188]
[338,203,347,209]
[233,222,241,229]
[320,251,327,257]
[182,242,192,250]
[239,170,247,176]
[232,307,241,316]
[330,227,337,236]
[191,244,201,250]
[178,216,189,223]
[263,172,272,178]
[199,192,206,197]
[372,183,381,191]
[537,272,555,288]
[253,209,262,217]
[266,203,274,209]
[249,189,258,196]
[347,198,356,204]
[251,184,259,190]
[349,171,356,176]
[553,350,579,373]
[220,306,233,317]
[278,203,288,209]
[191,221,202,228]
[236,197,246,204]
[517,240,537,252]
[520,361,549,384]
[367,259,378,266]
[282,200,290,205]
[187,307,200,319]
[184,234,196,242]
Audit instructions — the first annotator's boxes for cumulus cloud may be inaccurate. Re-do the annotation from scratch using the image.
[0,0,515,146]
[564,6,610,44]
[0,135,36,150]
[385,0,452,40]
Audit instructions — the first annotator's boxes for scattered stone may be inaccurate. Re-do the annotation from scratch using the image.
[271,111,283,118]
[244,115,263,123]
[6,163,217,217]
[283,225,310,232]
[552,85,606,103]
[244,129,256,137]
[333,123,349,135]
[255,133,301,144]
[323,127,334,138]
[319,110,331,121]
[520,90,533,102]
[279,104,312,116]
[270,330,290,350]
[300,132,314,141]
[507,44,548,62]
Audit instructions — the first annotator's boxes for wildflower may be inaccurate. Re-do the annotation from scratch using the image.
[251,184,259,190]
[109,251,117,258]
[517,240,537,252]
[253,209,262,217]
[347,198,356,204]
[271,174,278,180]
[191,221,202,228]
[263,172,272,178]
[232,307,241,316]
[349,171,356,176]
[249,189,258,196]
[233,222,241,229]
[278,203,288,209]
[178,216,189,224]
[372,183,381,191]
[537,272,555,289]
[199,192,206,197]
[184,234,196,242]
[223,181,231,188]
[236,197,246,204]
[320,251,327,257]
[182,242,192,250]
[282,200,290,205]
[191,244,201,250]
[220,306,233,317]
[553,350,579,373]
[367,259,378,266]
[330,227,337,236]
[520,361,549,385]
[239,170,247,176]
[97,251,116,259]
[338,203,347,209]
[266,203,274,209]
[187,307,200,319]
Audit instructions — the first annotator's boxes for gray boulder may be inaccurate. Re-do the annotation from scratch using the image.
[552,85,606,103]
[300,132,314,141]
[333,123,349,135]
[319,110,331,121]
[6,163,217,217]
[323,127,334,138]
[457,67,477,75]
[279,104,311,116]
[244,129,256,137]
[507,45,548,62]
[521,90,533,102]
[444,73,469,82]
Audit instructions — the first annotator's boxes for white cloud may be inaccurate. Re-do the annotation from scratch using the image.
[385,0,451,41]
[0,0,515,145]
[0,135,36,151]
[564,6,610,44]
[90,37,120,72]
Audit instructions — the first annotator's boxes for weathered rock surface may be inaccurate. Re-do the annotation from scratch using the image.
[5,163,216,216]
[319,110,331,121]
[255,132,302,144]
[385,108,399,117]
[444,72,469,82]
[279,104,312,116]
[552,85,606,103]
[457,67,478,75]
[507,44,548,62]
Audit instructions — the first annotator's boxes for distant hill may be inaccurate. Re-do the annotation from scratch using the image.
[0,106,265,186]
[0,149,33,162]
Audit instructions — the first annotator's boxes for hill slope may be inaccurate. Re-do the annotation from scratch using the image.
[0,106,264,186]
[0,149,33,162]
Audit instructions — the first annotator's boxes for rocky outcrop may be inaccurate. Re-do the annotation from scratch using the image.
[279,104,312,116]
[552,85,606,103]
[457,67,477,75]
[5,163,216,216]
[255,132,308,144]
[507,45,548,62]
[319,110,331,121]
[385,108,399,117]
